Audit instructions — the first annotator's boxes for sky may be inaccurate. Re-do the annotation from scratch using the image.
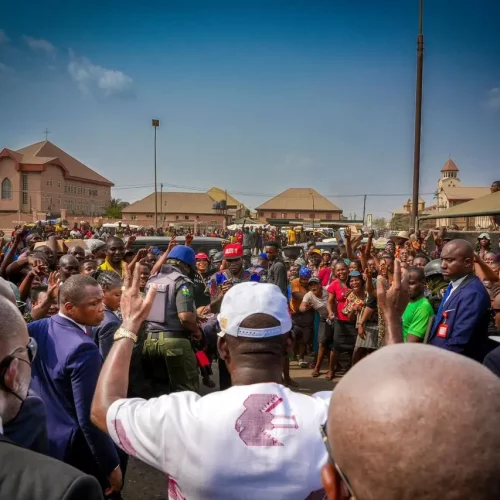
[1,0,499,219]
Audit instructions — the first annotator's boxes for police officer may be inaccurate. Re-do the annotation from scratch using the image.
[142,245,201,395]
[424,259,449,314]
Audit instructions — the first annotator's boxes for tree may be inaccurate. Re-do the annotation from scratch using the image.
[106,198,130,219]
[372,217,387,231]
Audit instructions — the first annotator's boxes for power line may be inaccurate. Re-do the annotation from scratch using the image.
[112,181,435,199]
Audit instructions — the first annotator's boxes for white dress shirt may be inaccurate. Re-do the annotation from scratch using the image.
[444,275,468,304]
[58,312,87,333]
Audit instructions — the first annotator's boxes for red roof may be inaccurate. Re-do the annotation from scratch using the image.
[441,159,459,173]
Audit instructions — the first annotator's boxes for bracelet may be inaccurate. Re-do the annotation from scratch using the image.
[113,327,138,343]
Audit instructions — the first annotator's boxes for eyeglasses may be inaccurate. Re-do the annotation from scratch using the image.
[0,337,38,371]
[320,423,357,499]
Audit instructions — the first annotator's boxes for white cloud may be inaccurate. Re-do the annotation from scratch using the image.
[0,29,9,44]
[487,88,500,111]
[23,35,56,56]
[68,50,134,99]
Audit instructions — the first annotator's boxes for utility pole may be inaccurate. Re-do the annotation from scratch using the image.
[152,119,160,228]
[362,194,367,225]
[411,0,424,230]
[310,190,315,229]
[160,183,163,228]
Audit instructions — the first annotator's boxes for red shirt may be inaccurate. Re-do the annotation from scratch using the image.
[318,268,332,287]
[327,279,350,321]
[236,233,243,244]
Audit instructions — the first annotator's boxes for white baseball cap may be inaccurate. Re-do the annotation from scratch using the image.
[217,282,292,338]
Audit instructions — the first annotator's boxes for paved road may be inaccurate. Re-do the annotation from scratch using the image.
[122,357,339,499]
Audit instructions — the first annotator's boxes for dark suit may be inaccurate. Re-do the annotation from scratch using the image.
[428,274,490,361]
[91,308,121,360]
[4,388,48,454]
[28,315,119,487]
[0,434,103,500]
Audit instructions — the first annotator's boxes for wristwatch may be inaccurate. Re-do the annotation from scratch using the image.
[113,327,138,343]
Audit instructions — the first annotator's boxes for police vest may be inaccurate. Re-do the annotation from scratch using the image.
[145,265,193,332]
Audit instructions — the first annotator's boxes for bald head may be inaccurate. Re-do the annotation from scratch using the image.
[441,239,474,280]
[0,296,29,357]
[327,344,500,500]
[0,277,16,304]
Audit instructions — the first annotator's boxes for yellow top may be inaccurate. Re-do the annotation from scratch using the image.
[99,258,126,278]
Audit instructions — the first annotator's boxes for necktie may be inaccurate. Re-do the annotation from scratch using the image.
[435,283,453,323]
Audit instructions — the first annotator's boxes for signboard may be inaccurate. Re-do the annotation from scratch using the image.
[366,214,373,228]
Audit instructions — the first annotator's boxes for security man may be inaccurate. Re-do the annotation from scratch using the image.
[424,259,449,314]
[142,245,201,395]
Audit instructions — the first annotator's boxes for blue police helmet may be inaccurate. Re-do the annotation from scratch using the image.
[299,266,312,279]
[168,245,196,269]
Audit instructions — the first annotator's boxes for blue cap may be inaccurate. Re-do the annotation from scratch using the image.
[168,245,196,268]
[349,270,362,277]
[299,266,312,279]
[259,252,268,260]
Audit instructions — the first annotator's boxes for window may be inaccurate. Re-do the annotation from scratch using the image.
[131,215,137,220]
[281,213,287,219]
[271,212,277,218]
[146,214,153,219]
[176,215,180,220]
[309,213,314,219]
[326,213,332,220]
[57,179,61,188]
[1,178,12,199]
[196,216,200,220]
[46,179,52,187]
[184,215,189,220]
[258,211,264,218]
[294,213,301,219]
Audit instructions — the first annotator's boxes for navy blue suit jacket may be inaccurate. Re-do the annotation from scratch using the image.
[91,308,121,360]
[28,315,119,479]
[428,274,490,361]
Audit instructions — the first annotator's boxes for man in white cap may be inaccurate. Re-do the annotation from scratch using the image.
[91,268,330,499]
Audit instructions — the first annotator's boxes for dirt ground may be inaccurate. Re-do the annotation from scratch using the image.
[122,357,339,499]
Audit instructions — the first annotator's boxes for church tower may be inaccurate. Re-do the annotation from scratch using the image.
[437,158,461,191]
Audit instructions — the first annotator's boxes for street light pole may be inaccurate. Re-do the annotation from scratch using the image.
[411,0,424,230]
[152,119,160,229]
[160,182,163,228]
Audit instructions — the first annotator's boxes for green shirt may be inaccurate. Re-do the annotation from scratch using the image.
[402,296,434,342]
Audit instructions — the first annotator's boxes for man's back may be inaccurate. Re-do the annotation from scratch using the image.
[0,435,103,500]
[28,315,118,477]
[106,383,329,499]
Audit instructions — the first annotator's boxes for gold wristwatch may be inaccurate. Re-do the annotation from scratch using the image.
[113,327,138,343]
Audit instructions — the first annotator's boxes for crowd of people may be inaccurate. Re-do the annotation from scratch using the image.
[0,220,499,500]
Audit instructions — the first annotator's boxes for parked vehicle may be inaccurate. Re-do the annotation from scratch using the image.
[127,236,225,255]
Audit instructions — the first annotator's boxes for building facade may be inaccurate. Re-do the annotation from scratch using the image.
[122,190,241,230]
[255,188,342,226]
[0,141,113,218]
[435,159,490,229]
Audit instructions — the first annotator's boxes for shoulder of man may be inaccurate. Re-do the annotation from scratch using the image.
[0,437,103,500]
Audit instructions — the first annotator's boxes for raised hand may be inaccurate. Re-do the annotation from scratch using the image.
[120,264,158,334]
[376,259,409,319]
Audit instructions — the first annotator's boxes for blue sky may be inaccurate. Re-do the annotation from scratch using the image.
[1,0,499,218]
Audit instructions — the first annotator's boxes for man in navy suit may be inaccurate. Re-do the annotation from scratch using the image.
[28,274,121,497]
[428,239,490,361]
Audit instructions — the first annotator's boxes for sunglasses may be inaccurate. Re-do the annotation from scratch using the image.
[320,423,357,499]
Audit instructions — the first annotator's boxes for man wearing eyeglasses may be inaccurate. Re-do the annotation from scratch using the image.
[0,295,104,499]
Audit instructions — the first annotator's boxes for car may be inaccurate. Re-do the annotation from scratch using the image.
[127,236,225,255]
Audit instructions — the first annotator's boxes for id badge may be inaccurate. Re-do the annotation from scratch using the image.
[437,323,449,339]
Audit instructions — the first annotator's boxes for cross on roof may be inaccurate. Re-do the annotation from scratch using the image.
[44,128,50,141]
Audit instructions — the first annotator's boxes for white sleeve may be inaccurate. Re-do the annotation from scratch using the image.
[106,392,201,475]
[311,391,332,412]
[302,291,313,304]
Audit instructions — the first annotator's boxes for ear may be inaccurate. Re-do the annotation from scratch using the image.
[321,462,346,500]
[2,358,20,392]
[217,337,230,362]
